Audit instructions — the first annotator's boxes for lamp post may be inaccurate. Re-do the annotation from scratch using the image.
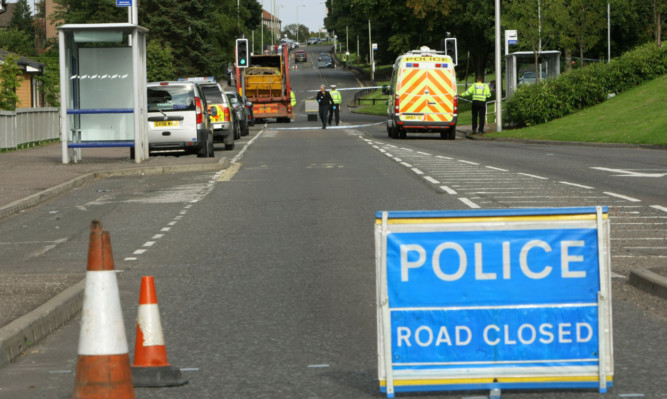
[296,4,306,43]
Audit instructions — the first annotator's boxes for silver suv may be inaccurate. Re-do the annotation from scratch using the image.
[147,81,215,157]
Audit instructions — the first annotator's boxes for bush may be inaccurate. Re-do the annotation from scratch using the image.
[506,43,667,127]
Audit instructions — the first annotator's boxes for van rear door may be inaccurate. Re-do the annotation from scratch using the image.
[398,59,456,124]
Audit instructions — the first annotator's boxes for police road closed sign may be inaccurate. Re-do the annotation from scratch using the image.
[375,207,613,398]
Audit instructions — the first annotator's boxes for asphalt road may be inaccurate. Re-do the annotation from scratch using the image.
[0,45,665,398]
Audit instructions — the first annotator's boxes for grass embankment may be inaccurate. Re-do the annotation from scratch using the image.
[354,74,666,146]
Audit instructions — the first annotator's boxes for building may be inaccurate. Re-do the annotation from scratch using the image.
[0,50,44,108]
[262,9,280,43]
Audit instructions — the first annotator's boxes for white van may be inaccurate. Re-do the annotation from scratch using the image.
[146,81,215,157]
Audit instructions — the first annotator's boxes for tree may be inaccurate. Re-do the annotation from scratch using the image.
[35,53,60,107]
[0,54,22,110]
[0,28,35,56]
[52,0,126,24]
[555,0,606,69]
[146,40,175,81]
[282,24,310,43]
[10,0,34,36]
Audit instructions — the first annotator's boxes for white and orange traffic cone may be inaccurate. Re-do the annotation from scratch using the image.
[73,220,134,399]
[131,276,187,387]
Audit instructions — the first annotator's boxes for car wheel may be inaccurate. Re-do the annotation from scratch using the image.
[225,143,235,150]
[208,134,215,157]
[197,133,211,158]
[234,123,240,140]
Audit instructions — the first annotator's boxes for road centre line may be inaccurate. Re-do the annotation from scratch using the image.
[417,151,431,156]
[436,155,453,160]
[459,198,481,208]
[424,176,440,184]
[517,173,548,180]
[143,241,155,247]
[440,186,457,194]
[400,148,413,151]
[604,192,641,202]
[559,181,594,189]
[485,166,508,172]
[401,162,412,167]
[651,205,667,213]
[458,160,480,165]
[412,168,424,175]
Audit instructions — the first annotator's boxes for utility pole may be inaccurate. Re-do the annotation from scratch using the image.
[495,0,502,132]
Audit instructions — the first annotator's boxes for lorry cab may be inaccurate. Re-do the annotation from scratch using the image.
[383,46,458,140]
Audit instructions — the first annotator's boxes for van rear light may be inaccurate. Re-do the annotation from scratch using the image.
[453,96,458,114]
[394,94,400,113]
[195,97,203,124]
[223,106,230,121]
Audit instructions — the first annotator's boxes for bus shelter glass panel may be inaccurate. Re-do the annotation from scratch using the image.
[65,31,134,143]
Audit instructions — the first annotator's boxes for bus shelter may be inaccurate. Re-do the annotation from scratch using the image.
[505,50,560,98]
[58,23,148,164]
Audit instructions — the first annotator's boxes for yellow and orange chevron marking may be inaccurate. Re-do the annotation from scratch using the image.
[398,67,455,123]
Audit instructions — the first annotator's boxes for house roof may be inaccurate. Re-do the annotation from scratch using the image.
[262,9,280,23]
[0,3,16,28]
[0,50,43,73]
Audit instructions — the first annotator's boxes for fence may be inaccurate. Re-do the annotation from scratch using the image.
[0,108,60,150]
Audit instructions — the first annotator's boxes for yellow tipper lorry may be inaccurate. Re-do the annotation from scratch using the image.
[383,46,458,140]
[238,46,293,123]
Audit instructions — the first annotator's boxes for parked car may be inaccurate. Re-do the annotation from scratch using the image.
[225,91,250,136]
[295,49,307,62]
[199,82,236,150]
[243,94,255,126]
[518,71,547,85]
[307,37,318,45]
[146,81,214,157]
[318,53,334,68]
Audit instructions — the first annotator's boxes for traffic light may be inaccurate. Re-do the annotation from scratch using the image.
[236,39,249,69]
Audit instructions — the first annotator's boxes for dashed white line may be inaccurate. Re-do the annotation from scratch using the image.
[424,176,440,184]
[401,162,413,167]
[559,181,594,189]
[400,147,413,151]
[133,249,147,255]
[412,168,424,175]
[440,186,458,194]
[161,227,171,232]
[417,151,431,156]
[124,257,137,261]
[459,160,480,165]
[143,241,155,247]
[518,173,548,180]
[436,155,453,160]
[459,198,481,208]
[168,221,178,226]
[651,205,667,213]
[604,192,641,202]
[152,234,164,239]
[485,166,508,172]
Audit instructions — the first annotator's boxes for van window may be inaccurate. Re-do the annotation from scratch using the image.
[200,86,225,104]
[148,85,195,112]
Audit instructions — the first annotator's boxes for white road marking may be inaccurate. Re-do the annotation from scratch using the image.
[440,186,457,195]
[459,198,481,208]
[133,249,147,255]
[417,151,431,156]
[152,234,164,239]
[161,227,171,232]
[436,155,453,160]
[485,166,508,172]
[401,162,412,167]
[459,160,480,165]
[518,173,548,180]
[604,192,641,202]
[124,257,137,261]
[143,241,155,247]
[592,167,667,177]
[424,176,440,184]
[412,168,424,175]
[651,205,667,213]
[559,181,594,189]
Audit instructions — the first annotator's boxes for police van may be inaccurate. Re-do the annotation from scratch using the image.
[383,46,458,140]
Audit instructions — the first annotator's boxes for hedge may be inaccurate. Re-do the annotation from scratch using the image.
[506,43,667,127]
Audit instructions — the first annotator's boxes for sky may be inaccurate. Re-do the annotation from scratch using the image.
[261,0,328,34]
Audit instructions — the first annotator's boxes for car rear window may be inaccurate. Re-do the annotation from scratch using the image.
[226,94,240,105]
[148,85,195,112]
[200,86,225,104]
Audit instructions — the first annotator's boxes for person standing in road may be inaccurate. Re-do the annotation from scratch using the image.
[461,75,492,134]
[316,84,332,129]
[328,84,342,126]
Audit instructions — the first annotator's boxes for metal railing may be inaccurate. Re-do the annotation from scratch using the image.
[0,108,60,150]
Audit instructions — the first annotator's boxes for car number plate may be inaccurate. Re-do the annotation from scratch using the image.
[213,123,223,129]
[402,114,423,121]
[154,121,178,127]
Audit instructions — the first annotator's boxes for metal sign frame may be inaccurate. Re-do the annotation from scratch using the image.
[375,207,613,398]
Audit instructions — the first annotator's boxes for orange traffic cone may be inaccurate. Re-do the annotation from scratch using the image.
[73,220,134,399]
[131,276,187,387]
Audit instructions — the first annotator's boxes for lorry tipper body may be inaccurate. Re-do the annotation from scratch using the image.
[237,46,293,123]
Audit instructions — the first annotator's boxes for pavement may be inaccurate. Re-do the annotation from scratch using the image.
[0,137,665,369]
[0,142,230,367]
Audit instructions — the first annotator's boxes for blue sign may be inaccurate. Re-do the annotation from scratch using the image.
[116,0,132,7]
[375,207,613,398]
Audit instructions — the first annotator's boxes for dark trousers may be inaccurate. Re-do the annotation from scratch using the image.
[328,104,340,125]
[471,101,486,133]
[319,106,329,128]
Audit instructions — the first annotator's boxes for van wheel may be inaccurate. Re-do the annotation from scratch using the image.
[386,123,392,137]
[448,126,456,140]
[390,125,399,139]
[225,143,235,150]
[399,129,406,139]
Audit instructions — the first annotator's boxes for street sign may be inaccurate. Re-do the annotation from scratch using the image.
[372,43,378,51]
[116,0,132,6]
[505,30,518,54]
[375,207,613,398]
